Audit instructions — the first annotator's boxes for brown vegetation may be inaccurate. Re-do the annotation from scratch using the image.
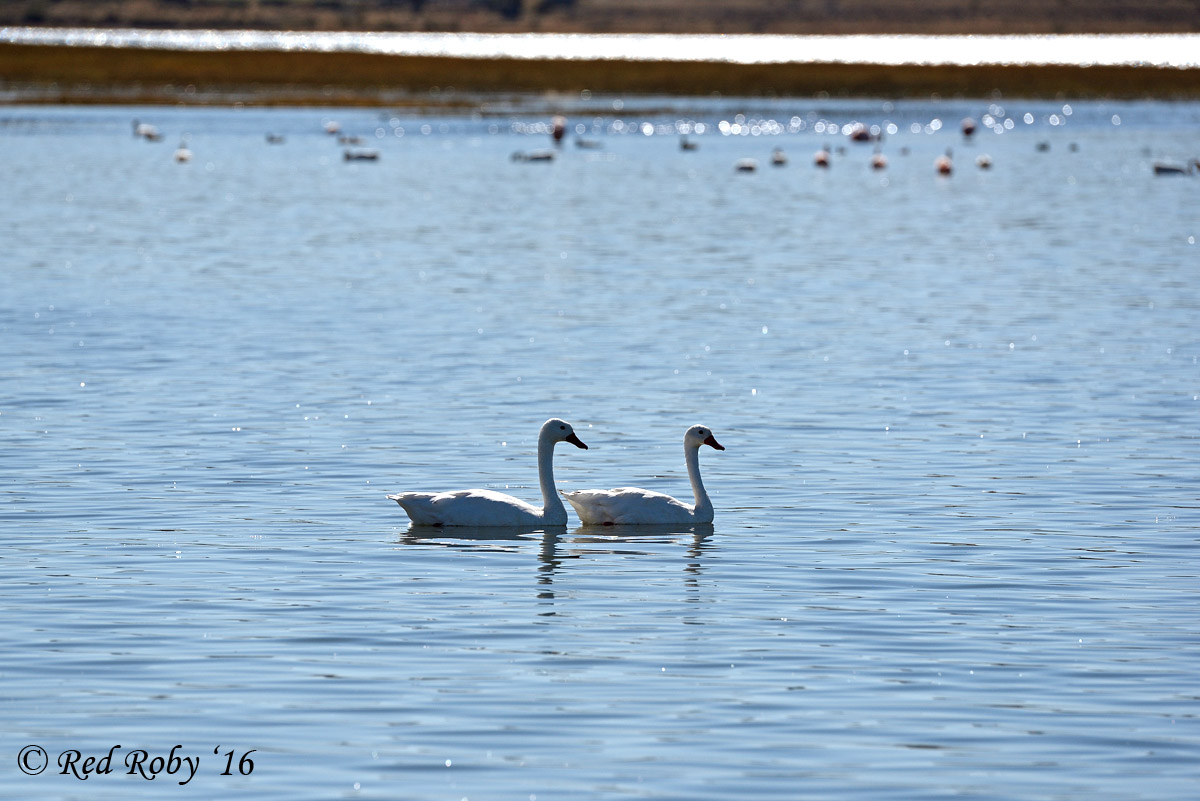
[4,41,1199,105]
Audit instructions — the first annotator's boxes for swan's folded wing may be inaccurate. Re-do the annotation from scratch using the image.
[562,487,692,525]
[437,490,543,526]
[391,489,543,526]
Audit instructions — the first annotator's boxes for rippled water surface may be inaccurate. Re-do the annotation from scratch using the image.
[2,99,1198,800]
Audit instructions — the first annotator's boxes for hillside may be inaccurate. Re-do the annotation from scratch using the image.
[6,0,1200,35]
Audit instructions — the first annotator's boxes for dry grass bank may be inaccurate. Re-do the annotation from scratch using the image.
[2,42,1199,105]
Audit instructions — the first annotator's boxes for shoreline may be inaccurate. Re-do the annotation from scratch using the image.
[3,42,1200,106]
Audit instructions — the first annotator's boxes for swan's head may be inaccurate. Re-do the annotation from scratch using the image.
[542,418,588,449]
[685,425,724,451]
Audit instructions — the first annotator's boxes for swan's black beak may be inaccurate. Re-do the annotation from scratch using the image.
[704,435,725,451]
[566,433,588,449]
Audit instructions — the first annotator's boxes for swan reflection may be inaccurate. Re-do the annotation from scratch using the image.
[572,524,714,590]
[397,523,711,554]
[394,523,716,601]
[570,522,713,545]
[399,524,550,551]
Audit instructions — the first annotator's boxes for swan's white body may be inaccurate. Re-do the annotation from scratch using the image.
[388,418,587,527]
[562,425,724,526]
[133,120,163,141]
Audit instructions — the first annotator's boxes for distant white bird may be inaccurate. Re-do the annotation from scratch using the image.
[132,119,163,141]
[771,147,788,166]
[814,145,831,168]
[975,153,993,169]
[173,141,192,162]
[871,148,888,170]
[562,425,724,526]
[735,158,758,172]
[388,419,588,527]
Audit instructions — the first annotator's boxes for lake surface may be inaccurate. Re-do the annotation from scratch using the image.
[1,97,1198,800]
[4,26,1200,68]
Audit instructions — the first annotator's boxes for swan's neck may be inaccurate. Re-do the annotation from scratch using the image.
[685,445,713,521]
[537,434,568,525]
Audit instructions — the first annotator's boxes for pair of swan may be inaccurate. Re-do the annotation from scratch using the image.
[387,419,724,527]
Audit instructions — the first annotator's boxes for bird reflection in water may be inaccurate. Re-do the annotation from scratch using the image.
[395,524,716,607]
[399,524,544,551]
[569,524,715,599]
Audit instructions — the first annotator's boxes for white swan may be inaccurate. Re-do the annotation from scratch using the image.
[561,425,724,525]
[133,119,163,141]
[387,418,587,527]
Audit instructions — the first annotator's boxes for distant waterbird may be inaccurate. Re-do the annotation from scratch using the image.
[935,149,954,175]
[132,120,163,141]
[848,122,879,142]
[1153,159,1199,175]
[511,150,555,162]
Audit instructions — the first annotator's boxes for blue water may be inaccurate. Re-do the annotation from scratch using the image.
[1,97,1198,800]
